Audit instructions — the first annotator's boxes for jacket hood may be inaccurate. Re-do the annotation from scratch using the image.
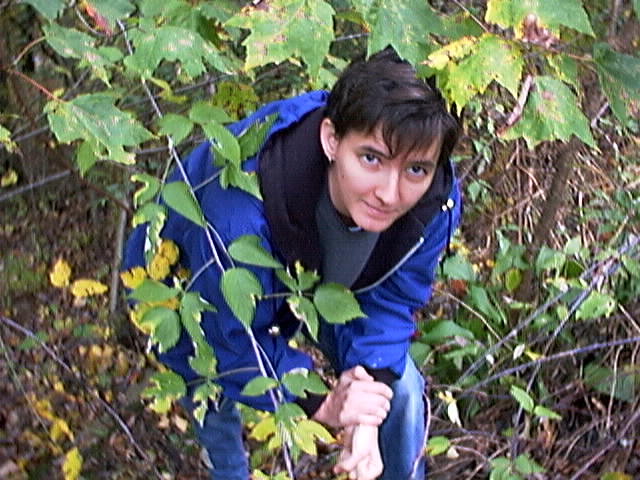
[258,99,455,290]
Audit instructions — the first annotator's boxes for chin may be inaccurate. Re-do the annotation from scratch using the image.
[355,216,396,233]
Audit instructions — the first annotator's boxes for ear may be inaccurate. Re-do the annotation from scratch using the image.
[319,117,338,160]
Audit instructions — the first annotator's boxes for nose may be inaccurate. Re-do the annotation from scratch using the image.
[374,170,400,206]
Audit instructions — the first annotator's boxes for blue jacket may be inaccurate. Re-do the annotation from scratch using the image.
[123,91,462,412]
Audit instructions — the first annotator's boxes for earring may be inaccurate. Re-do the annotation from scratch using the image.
[329,157,336,164]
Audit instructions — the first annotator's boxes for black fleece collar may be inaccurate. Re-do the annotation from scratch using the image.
[258,107,453,290]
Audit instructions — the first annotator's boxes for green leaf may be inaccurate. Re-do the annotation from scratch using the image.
[192,382,221,427]
[226,0,335,78]
[287,295,319,341]
[129,278,180,302]
[421,320,475,344]
[635,0,640,19]
[281,370,328,398]
[203,121,241,164]
[486,0,594,36]
[505,268,522,292]
[353,0,443,65]
[593,43,640,126]
[500,76,596,149]
[140,306,181,353]
[584,363,638,403]
[189,102,233,125]
[313,283,365,324]
[251,415,276,441]
[510,385,534,413]
[238,115,278,160]
[0,125,17,153]
[435,33,524,109]
[576,291,616,320]
[275,402,306,426]
[43,24,122,85]
[162,181,206,227]
[441,253,476,281]
[547,53,579,91]
[514,453,545,474]
[181,292,217,378]
[157,114,194,144]
[536,246,566,272]
[142,371,186,413]
[45,93,153,164]
[292,419,335,456]
[241,376,279,396]
[533,405,562,420]
[219,163,262,200]
[409,341,431,368]
[426,436,451,456]
[220,267,263,329]
[24,0,65,20]
[132,173,161,207]
[228,235,283,269]
[124,25,233,78]
[132,203,167,254]
[76,141,98,175]
[85,0,136,29]
[470,286,506,324]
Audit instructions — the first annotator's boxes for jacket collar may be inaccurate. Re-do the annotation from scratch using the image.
[258,105,453,289]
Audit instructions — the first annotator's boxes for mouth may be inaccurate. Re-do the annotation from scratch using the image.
[362,201,397,218]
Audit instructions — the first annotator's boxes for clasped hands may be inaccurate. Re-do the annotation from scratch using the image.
[312,366,393,480]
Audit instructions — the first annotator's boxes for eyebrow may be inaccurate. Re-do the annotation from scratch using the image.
[359,143,439,167]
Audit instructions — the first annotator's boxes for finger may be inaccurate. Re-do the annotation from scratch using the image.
[351,365,373,381]
[334,449,369,474]
[350,380,393,400]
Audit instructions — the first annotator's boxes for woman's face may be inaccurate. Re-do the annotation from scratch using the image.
[320,118,442,233]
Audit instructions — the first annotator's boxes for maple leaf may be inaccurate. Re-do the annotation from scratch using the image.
[226,0,334,79]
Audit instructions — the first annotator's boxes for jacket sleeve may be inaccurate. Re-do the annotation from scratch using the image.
[333,184,462,379]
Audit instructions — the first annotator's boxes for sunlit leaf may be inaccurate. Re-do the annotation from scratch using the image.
[486,0,594,36]
[192,381,221,427]
[281,370,328,398]
[181,292,218,377]
[593,43,640,125]
[241,376,279,397]
[435,33,524,109]
[51,418,74,442]
[162,181,206,227]
[576,291,616,320]
[24,0,65,20]
[129,278,180,302]
[62,447,82,480]
[251,415,276,441]
[426,436,451,456]
[45,93,153,165]
[501,76,596,149]
[50,259,72,288]
[143,371,186,413]
[0,125,17,153]
[533,405,562,420]
[131,173,161,208]
[293,419,335,456]
[287,295,318,340]
[43,24,123,85]
[70,279,108,297]
[228,235,282,269]
[510,385,534,413]
[313,283,365,324]
[220,267,263,329]
[353,0,443,65]
[226,0,335,78]
[157,114,194,145]
[124,25,233,78]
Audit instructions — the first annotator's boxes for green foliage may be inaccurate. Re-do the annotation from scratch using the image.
[313,282,365,324]
[226,0,335,79]
[23,0,66,21]
[220,267,263,329]
[143,371,187,413]
[228,235,283,269]
[162,181,206,227]
[501,76,596,148]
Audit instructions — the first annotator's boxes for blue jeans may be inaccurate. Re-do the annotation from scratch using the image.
[183,324,427,480]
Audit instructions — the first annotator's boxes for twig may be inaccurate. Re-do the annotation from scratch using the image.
[12,36,46,66]
[0,170,71,203]
[0,315,161,477]
[451,0,490,33]
[5,68,60,101]
[498,75,533,136]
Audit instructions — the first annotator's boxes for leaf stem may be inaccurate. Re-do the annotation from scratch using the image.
[5,68,60,101]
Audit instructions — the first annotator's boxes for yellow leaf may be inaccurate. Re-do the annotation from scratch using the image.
[70,279,108,297]
[1,168,18,187]
[426,36,477,70]
[147,255,171,281]
[50,259,72,288]
[34,398,56,422]
[62,447,83,480]
[120,266,147,289]
[158,239,179,265]
[51,418,74,442]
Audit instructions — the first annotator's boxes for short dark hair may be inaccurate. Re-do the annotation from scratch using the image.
[325,47,461,165]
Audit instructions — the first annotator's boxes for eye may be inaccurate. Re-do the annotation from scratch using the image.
[407,165,428,177]
[361,153,379,165]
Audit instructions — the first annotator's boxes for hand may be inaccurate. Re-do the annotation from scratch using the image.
[334,424,383,480]
[312,366,393,428]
